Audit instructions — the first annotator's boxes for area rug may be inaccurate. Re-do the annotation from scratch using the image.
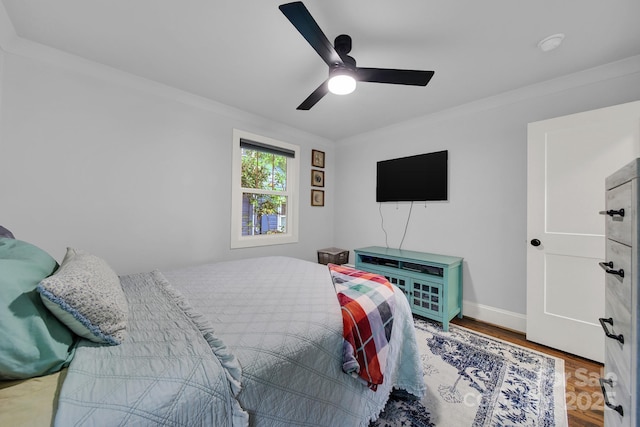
[372,318,568,427]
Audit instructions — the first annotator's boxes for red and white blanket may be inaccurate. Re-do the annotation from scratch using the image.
[328,264,395,391]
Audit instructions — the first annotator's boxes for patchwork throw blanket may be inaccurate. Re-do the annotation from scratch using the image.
[328,264,395,391]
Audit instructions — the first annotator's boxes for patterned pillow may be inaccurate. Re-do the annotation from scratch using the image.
[37,248,128,345]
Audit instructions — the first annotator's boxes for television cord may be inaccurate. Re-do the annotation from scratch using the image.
[398,201,414,250]
[379,202,389,248]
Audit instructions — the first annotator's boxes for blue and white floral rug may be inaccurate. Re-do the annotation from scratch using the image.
[372,318,568,427]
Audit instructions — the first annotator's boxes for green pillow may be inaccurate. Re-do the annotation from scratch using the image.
[0,238,76,379]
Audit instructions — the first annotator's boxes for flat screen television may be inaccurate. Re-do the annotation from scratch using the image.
[376,150,448,202]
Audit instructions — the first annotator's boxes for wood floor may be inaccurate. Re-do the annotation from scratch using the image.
[451,316,604,427]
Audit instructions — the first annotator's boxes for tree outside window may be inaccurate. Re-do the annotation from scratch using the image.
[241,147,288,235]
[231,129,299,249]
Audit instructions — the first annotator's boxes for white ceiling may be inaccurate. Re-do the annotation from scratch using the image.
[2,0,640,140]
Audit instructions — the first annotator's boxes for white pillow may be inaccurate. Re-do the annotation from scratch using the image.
[37,248,128,345]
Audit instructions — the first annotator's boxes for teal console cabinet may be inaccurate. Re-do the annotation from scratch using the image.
[354,246,463,331]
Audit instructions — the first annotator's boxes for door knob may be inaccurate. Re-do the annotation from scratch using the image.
[530,239,541,247]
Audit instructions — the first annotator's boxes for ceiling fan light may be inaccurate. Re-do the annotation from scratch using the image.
[328,74,356,95]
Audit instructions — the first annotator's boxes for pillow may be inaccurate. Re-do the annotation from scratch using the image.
[0,238,76,380]
[37,248,128,345]
[0,225,15,239]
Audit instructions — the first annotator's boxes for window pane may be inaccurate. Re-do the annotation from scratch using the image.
[241,193,288,235]
[231,129,299,249]
[241,148,287,191]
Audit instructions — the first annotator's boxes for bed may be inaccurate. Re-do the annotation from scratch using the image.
[0,236,425,426]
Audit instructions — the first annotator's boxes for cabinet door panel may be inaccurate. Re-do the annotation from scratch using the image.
[411,280,442,316]
[384,274,410,299]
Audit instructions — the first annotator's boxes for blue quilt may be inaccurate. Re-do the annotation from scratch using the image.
[164,256,426,426]
[55,271,248,426]
[55,257,425,426]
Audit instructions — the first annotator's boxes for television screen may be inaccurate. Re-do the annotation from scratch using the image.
[376,150,448,202]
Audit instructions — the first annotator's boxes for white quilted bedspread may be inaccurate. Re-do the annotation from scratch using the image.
[164,256,425,427]
[55,271,248,426]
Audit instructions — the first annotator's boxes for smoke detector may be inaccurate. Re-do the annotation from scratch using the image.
[538,33,565,52]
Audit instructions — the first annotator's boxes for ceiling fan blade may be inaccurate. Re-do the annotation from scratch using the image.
[279,2,342,67]
[297,80,329,110]
[357,68,434,86]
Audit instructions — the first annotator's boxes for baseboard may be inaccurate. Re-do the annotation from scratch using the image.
[461,301,526,333]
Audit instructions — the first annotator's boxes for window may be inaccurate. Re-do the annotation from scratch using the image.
[231,129,299,248]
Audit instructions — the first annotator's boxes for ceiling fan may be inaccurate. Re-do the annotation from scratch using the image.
[279,1,435,110]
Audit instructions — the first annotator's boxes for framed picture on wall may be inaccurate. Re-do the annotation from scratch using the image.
[311,169,324,187]
[311,189,324,206]
[312,149,325,168]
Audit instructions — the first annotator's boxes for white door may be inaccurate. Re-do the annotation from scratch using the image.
[527,101,640,362]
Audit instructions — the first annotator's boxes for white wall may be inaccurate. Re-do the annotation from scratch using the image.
[334,57,640,330]
[0,43,336,275]
[2,20,640,332]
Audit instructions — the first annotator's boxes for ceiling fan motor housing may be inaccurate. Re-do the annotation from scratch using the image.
[330,54,356,75]
[334,34,352,56]
[333,35,356,77]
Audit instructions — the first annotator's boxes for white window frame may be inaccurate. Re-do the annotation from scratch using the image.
[230,129,299,249]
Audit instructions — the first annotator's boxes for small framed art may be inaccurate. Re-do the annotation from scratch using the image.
[311,189,325,206]
[311,169,324,187]
[312,149,325,168]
